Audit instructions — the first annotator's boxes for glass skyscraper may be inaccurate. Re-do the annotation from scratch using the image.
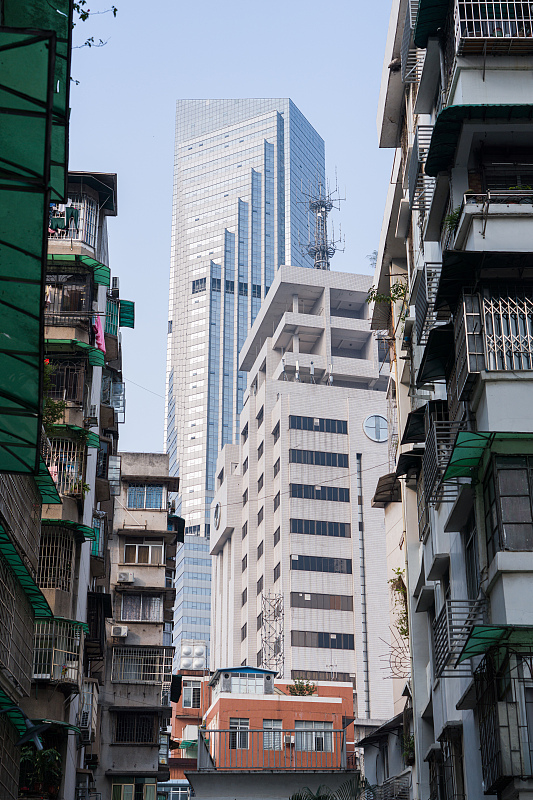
[166,99,325,662]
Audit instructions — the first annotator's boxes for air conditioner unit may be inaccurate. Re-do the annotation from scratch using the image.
[117,572,134,584]
[111,276,120,297]
[112,625,128,638]
[285,734,295,746]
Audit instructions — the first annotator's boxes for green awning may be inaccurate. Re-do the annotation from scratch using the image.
[47,254,111,287]
[414,0,449,48]
[442,431,533,481]
[0,526,52,617]
[417,324,454,386]
[426,104,533,177]
[179,740,198,749]
[119,300,135,329]
[35,458,62,505]
[45,339,105,367]
[87,431,100,448]
[50,424,99,449]
[41,518,96,542]
[457,624,533,663]
[0,688,29,737]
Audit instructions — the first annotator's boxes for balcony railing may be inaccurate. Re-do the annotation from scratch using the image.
[33,619,83,688]
[86,591,109,659]
[37,525,75,592]
[0,553,33,696]
[423,417,466,504]
[0,474,41,575]
[78,678,99,743]
[101,374,126,423]
[454,0,533,54]
[47,360,86,405]
[197,729,350,772]
[408,126,436,220]
[433,598,487,677]
[48,195,98,249]
[414,263,442,346]
[372,777,411,800]
[417,469,430,542]
[111,646,173,684]
[45,272,92,328]
[46,436,86,497]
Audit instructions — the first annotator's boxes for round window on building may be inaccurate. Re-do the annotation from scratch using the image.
[363,415,388,442]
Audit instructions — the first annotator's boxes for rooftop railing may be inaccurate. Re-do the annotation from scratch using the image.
[454,0,533,54]
[197,728,350,772]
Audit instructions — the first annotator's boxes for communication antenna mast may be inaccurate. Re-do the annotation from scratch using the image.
[261,593,284,675]
[302,178,345,270]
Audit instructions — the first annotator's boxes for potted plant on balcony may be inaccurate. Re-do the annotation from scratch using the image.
[19,746,62,796]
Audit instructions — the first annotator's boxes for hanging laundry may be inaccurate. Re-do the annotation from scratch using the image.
[93,314,106,354]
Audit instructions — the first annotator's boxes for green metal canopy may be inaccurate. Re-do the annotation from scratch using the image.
[51,424,99,449]
[414,0,450,48]
[426,104,533,177]
[35,458,62,505]
[41,518,96,542]
[45,339,105,367]
[0,1,72,476]
[119,300,135,329]
[0,526,52,617]
[47,253,111,287]
[0,688,29,737]
[457,624,533,663]
[442,431,533,481]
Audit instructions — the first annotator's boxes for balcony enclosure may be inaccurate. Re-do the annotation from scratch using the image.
[46,436,86,497]
[433,598,487,677]
[45,271,92,328]
[111,646,173,684]
[101,372,126,423]
[48,194,98,249]
[0,552,33,696]
[37,525,76,592]
[414,263,443,346]
[476,648,533,792]
[422,402,466,504]
[454,0,533,54]
[47,359,87,405]
[0,475,41,575]
[33,619,83,689]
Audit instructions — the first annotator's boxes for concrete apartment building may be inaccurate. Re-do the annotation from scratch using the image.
[210,265,394,728]
[371,1,533,800]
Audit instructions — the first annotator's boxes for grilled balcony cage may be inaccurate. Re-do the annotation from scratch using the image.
[0,475,41,576]
[45,271,93,327]
[37,525,75,592]
[371,777,411,800]
[108,455,122,496]
[114,711,159,744]
[0,713,19,800]
[417,470,431,542]
[454,0,533,55]
[198,728,348,772]
[33,618,83,687]
[475,648,533,792]
[105,296,119,336]
[111,646,173,684]
[96,438,111,480]
[408,126,436,217]
[48,195,98,248]
[101,373,126,423]
[47,359,87,405]
[440,728,467,800]
[387,381,399,472]
[433,598,488,677]
[423,403,466,504]
[46,436,86,497]
[78,679,98,743]
[401,0,425,83]
[91,516,105,559]
[0,551,33,697]
[415,263,443,346]
[446,364,469,425]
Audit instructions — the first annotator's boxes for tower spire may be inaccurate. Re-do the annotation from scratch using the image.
[305,180,344,270]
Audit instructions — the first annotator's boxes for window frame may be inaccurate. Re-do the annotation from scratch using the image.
[123,539,164,565]
[127,483,165,510]
[182,679,201,709]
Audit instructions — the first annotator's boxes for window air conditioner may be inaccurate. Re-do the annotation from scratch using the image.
[285,734,295,746]
[117,572,134,584]
[112,625,128,638]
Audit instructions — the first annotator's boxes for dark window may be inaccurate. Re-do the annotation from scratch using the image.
[242,521,248,540]
[225,280,234,293]
[211,277,221,292]
[257,651,263,667]
[242,489,248,506]
[289,449,349,468]
[239,282,248,296]
[252,284,261,298]
[274,527,280,546]
[290,592,353,611]
[290,484,350,502]
[242,424,248,443]
[258,507,264,525]
[273,458,280,478]
[114,712,156,743]
[274,562,280,582]
[290,555,352,574]
[257,612,263,630]
[242,554,248,572]
[272,422,280,443]
[258,441,264,460]
[290,519,351,537]
[243,457,248,474]
[289,416,347,434]
[258,474,264,492]
[241,623,247,641]
[182,680,201,708]
[257,541,264,559]
[192,278,206,294]
[257,575,263,595]
[274,492,280,511]
[484,456,533,562]
[242,588,247,606]
[464,513,480,600]
[257,406,264,428]
[291,630,354,650]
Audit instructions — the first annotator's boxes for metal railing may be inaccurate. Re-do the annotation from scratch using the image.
[47,360,86,405]
[46,435,86,497]
[432,598,487,677]
[415,263,442,346]
[33,619,83,689]
[111,646,173,684]
[197,729,349,772]
[37,525,75,591]
[454,0,533,54]
[0,552,34,696]
[417,469,430,542]
[101,374,126,422]
[48,195,98,249]
[0,474,41,576]
[408,126,436,220]
[423,417,466,504]
[372,777,411,800]
[45,272,92,328]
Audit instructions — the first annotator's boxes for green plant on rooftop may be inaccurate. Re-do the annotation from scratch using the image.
[289,774,372,800]
[287,678,317,696]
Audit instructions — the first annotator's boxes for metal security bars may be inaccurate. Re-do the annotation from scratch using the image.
[46,436,86,496]
[0,714,19,800]
[408,126,436,217]
[0,475,41,575]
[47,360,86,404]
[45,273,92,328]
[454,0,533,55]
[372,777,411,800]
[33,619,83,688]
[0,552,33,696]
[101,374,126,423]
[414,264,443,346]
[78,679,99,743]
[48,195,98,248]
[423,413,465,504]
[37,526,75,591]
[111,646,173,684]
[197,728,348,771]
[433,598,487,677]
[401,0,424,83]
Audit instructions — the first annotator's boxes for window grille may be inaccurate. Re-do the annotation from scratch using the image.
[111,646,173,683]
[114,712,157,743]
[47,360,86,404]
[263,719,283,750]
[121,594,163,622]
[47,436,86,496]
[44,272,92,326]
[0,714,19,800]
[92,516,105,558]
[78,679,99,742]
[127,483,164,509]
[48,195,97,248]
[96,439,111,480]
[105,296,119,336]
[0,551,33,696]
[38,526,75,591]
[0,475,41,573]
[33,619,82,685]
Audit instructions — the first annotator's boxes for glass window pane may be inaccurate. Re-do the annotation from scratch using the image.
[151,546,163,564]
[138,546,150,564]
[124,545,136,563]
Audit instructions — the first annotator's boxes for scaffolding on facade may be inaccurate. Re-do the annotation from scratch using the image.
[261,594,284,675]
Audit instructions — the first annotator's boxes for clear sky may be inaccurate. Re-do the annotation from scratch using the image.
[69,0,394,453]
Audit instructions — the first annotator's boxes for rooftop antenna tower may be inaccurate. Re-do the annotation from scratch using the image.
[261,593,284,676]
[302,177,344,270]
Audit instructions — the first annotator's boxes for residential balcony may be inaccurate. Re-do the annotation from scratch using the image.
[45,270,93,331]
[48,195,98,250]
[372,776,411,800]
[86,591,112,660]
[37,523,77,618]
[33,618,84,690]
[450,191,533,254]
[432,598,488,677]
[0,474,41,575]
[407,125,436,222]
[0,552,34,697]
[78,678,99,744]
[111,645,173,684]
[413,262,442,346]
[46,434,87,498]
[101,372,126,424]
[47,359,86,405]
[423,415,466,504]
[197,728,352,772]
[453,0,533,55]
